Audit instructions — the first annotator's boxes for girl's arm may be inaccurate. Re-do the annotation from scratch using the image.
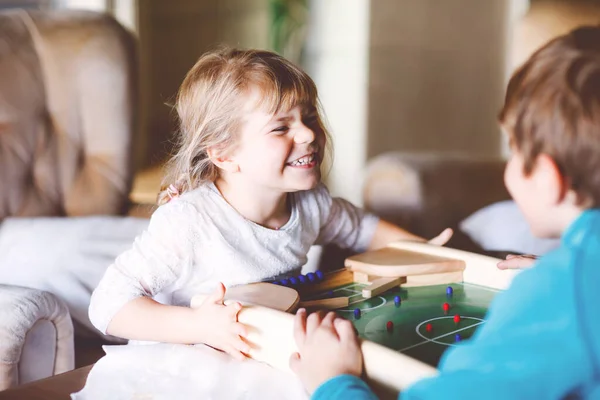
[88,201,248,358]
[106,296,201,342]
[88,201,194,337]
[313,185,452,253]
[368,219,453,250]
[106,285,249,359]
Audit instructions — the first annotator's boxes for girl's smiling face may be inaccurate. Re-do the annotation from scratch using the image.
[226,89,326,193]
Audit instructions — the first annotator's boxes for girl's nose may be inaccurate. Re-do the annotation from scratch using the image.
[294,123,316,144]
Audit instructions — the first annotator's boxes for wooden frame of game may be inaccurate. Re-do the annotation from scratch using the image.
[192,242,520,398]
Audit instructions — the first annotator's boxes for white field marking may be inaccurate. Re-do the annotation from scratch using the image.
[397,316,485,352]
[331,284,389,312]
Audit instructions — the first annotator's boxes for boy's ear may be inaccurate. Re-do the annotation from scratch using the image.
[207,146,240,173]
[535,154,568,205]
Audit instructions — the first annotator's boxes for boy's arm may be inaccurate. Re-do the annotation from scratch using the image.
[401,260,588,399]
[496,254,537,269]
[311,375,379,400]
[291,310,381,399]
[303,254,588,400]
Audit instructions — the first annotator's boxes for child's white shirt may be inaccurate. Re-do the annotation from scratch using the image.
[88,182,379,335]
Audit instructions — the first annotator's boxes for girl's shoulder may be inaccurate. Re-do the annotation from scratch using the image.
[152,184,219,220]
[293,183,333,210]
[176,183,217,203]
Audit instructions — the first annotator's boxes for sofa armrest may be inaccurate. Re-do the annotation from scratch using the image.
[0,285,74,390]
[363,152,511,251]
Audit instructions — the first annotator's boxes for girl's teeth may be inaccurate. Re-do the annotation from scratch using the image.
[291,154,314,166]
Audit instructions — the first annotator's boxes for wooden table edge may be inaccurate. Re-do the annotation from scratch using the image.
[0,364,93,400]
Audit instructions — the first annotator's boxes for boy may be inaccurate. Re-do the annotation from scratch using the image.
[289,25,600,399]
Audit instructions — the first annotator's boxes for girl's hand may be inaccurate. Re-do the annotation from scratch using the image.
[192,283,250,360]
[497,254,537,270]
[289,309,363,394]
[428,228,453,246]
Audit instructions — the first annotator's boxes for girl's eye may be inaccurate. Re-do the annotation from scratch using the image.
[272,126,289,134]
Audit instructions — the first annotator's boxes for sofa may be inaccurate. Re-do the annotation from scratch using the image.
[362,152,511,253]
[0,8,137,389]
[319,150,551,272]
[319,152,509,270]
[360,151,560,258]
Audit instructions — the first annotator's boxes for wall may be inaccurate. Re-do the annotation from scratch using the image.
[304,0,370,205]
[512,0,600,70]
[502,0,600,155]
[303,0,514,203]
[367,0,511,160]
[55,0,520,201]
[138,0,270,168]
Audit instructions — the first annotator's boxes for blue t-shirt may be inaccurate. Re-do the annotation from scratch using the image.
[313,209,600,400]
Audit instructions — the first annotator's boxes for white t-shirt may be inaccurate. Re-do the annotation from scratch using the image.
[88,182,379,334]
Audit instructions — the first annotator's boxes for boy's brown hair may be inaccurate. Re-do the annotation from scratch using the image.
[499,26,600,207]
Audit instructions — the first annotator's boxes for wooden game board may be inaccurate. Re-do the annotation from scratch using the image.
[192,242,521,397]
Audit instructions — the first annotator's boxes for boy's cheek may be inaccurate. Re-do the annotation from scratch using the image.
[503,160,519,197]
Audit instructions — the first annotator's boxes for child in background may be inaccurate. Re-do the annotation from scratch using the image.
[88,48,452,359]
[290,26,600,399]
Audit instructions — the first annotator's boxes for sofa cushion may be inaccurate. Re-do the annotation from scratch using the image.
[459,200,560,255]
[0,216,149,341]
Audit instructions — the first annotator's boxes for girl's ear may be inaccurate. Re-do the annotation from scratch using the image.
[207,146,240,173]
[534,154,569,206]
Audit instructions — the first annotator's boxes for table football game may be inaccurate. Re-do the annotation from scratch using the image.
[191,241,519,397]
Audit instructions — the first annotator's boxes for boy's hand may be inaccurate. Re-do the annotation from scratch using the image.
[497,254,537,270]
[428,228,453,246]
[290,309,363,394]
[192,283,250,360]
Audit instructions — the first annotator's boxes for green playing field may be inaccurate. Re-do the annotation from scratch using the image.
[320,282,498,367]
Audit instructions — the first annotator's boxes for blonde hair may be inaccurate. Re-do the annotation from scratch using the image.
[157,48,332,205]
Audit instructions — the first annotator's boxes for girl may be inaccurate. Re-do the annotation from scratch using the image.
[88,48,452,360]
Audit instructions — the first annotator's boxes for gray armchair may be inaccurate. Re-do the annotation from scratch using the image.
[0,8,137,389]
[0,285,73,389]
